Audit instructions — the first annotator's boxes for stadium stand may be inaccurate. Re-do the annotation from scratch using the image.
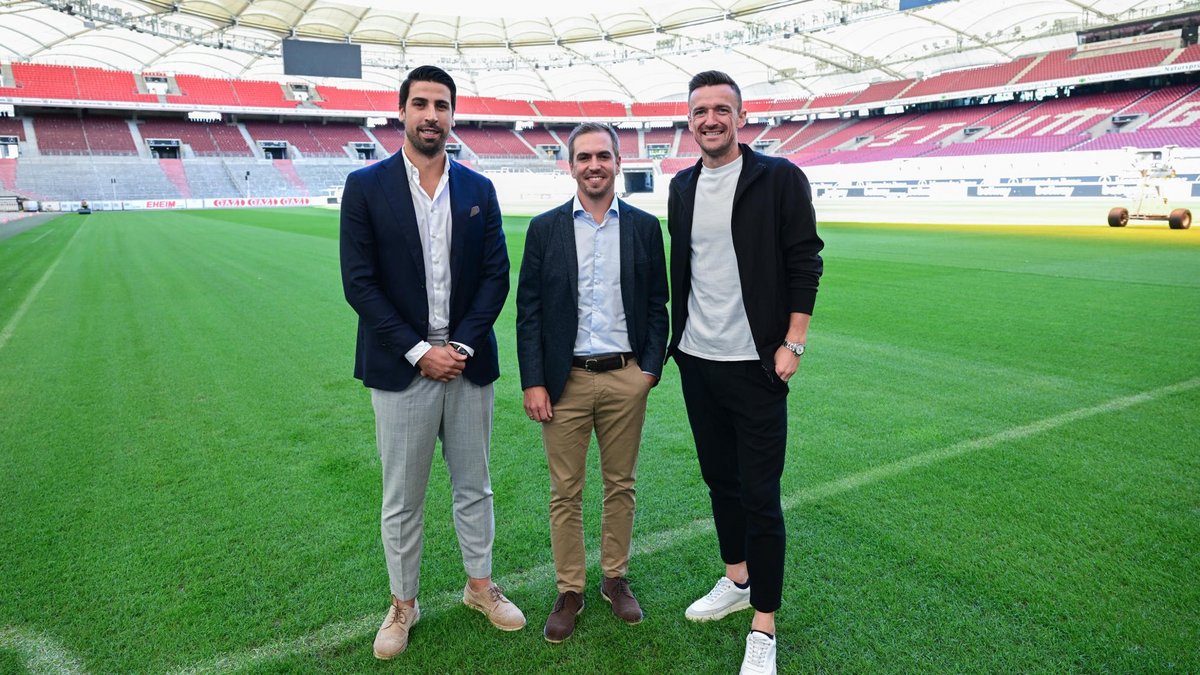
[368,122,405,155]
[33,116,90,155]
[631,102,688,117]
[457,97,538,117]
[520,126,562,157]
[208,123,257,156]
[848,79,917,106]
[0,159,16,192]
[580,101,627,118]
[242,121,369,157]
[1017,47,1171,84]
[756,120,809,151]
[0,116,26,140]
[676,129,701,156]
[232,79,298,108]
[7,63,79,99]
[314,86,376,112]
[763,98,810,114]
[808,92,858,110]
[2,41,1199,202]
[83,117,138,155]
[642,127,677,154]
[140,118,221,156]
[272,159,308,193]
[168,75,239,107]
[159,159,192,198]
[1143,85,1200,125]
[533,100,585,117]
[74,67,160,103]
[614,128,639,159]
[1174,44,1200,64]
[452,126,536,158]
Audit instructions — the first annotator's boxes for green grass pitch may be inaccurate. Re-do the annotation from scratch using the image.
[0,207,1197,673]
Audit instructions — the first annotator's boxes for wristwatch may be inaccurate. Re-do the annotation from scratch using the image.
[783,341,806,358]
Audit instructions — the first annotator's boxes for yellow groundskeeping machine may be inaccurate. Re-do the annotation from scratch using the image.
[1108,145,1192,229]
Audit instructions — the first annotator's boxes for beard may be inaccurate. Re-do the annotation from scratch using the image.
[579,174,612,199]
[698,128,735,159]
[406,124,447,157]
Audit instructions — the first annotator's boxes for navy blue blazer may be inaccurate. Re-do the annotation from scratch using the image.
[516,198,669,404]
[340,153,510,392]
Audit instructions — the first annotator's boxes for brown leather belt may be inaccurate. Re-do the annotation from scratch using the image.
[572,353,634,372]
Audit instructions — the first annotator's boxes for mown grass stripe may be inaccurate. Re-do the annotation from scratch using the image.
[0,222,82,352]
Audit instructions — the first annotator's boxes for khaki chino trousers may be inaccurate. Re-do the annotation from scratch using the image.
[542,358,651,593]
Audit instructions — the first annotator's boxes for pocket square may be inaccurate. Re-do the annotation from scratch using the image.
[469,205,480,217]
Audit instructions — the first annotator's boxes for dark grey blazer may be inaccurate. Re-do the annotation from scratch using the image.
[516,198,669,404]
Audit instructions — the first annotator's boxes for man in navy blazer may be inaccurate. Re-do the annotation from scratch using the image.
[340,65,525,660]
[516,122,668,643]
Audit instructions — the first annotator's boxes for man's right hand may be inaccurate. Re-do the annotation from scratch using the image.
[417,345,467,382]
[523,386,553,422]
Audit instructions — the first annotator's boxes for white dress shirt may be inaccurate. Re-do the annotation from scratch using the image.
[401,151,472,365]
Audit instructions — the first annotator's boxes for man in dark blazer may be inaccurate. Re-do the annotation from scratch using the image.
[516,122,668,644]
[340,65,525,660]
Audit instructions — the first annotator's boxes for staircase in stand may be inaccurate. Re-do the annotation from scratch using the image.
[158,159,191,198]
[0,159,17,191]
[272,159,308,195]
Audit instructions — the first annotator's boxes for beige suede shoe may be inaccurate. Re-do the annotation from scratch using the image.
[373,596,420,659]
[463,583,527,631]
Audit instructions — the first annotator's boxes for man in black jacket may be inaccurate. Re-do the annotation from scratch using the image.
[668,71,824,675]
[517,122,669,644]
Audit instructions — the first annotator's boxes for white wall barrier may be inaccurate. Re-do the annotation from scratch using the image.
[35,196,330,212]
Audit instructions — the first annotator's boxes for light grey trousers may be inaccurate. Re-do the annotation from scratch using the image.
[371,375,495,601]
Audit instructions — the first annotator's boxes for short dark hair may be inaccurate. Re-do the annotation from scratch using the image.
[687,70,742,110]
[566,122,620,164]
[399,65,457,112]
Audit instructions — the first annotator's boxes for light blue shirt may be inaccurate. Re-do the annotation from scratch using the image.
[572,196,631,357]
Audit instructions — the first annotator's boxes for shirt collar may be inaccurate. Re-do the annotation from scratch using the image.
[401,148,450,186]
[572,194,619,222]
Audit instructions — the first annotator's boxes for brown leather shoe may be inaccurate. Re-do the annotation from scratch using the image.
[543,591,584,643]
[600,577,643,624]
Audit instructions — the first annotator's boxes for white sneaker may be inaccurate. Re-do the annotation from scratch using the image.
[684,576,751,621]
[740,631,777,675]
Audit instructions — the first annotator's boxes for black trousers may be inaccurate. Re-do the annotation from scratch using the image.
[675,350,789,613]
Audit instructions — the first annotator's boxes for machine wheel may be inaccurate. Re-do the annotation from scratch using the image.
[1168,208,1192,230]
[1108,207,1129,227]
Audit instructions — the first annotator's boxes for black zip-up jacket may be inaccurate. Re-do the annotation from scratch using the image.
[667,144,824,368]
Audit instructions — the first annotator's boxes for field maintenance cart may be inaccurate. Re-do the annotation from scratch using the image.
[1107,145,1192,229]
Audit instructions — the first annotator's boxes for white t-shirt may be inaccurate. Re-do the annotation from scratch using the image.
[678,156,758,361]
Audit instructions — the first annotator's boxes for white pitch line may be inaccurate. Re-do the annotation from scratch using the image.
[173,375,1200,675]
[28,228,55,245]
[0,223,83,352]
[0,625,88,675]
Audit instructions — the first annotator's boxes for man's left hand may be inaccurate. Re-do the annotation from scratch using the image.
[774,346,799,383]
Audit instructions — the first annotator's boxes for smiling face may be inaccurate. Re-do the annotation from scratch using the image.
[399,80,454,158]
[687,83,747,168]
[570,130,620,203]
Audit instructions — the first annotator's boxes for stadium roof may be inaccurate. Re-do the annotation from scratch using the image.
[2,0,1197,102]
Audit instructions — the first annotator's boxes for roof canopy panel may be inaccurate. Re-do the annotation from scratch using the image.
[1,0,1194,102]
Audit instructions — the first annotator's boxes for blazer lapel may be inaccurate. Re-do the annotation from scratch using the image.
[376,154,425,277]
[617,200,635,328]
[555,200,579,305]
[448,161,468,289]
